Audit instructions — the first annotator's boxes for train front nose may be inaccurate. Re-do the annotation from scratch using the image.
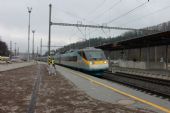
[88,60,109,71]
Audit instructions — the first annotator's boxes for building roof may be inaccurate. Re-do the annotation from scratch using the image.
[95,31,170,51]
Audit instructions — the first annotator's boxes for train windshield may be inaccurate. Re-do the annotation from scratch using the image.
[85,50,106,60]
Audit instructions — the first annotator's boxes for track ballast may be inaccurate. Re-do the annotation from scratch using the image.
[103,71,170,99]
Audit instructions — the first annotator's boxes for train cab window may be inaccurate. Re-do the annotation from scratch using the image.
[85,50,106,61]
[78,51,82,57]
[78,51,87,60]
[82,52,87,59]
[78,51,81,56]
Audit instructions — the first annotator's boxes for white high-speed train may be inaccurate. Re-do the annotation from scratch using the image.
[54,48,109,76]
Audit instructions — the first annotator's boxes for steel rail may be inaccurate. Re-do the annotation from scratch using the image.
[103,71,170,98]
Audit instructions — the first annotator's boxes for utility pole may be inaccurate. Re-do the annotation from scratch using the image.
[14,43,16,56]
[40,38,42,56]
[37,46,39,57]
[48,4,52,56]
[10,41,12,58]
[10,41,12,52]
[27,7,32,61]
[17,47,19,56]
[32,30,35,60]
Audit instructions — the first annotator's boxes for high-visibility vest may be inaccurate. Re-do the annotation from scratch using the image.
[52,60,55,65]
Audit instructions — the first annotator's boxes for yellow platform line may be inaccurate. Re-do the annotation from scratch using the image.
[60,67,170,113]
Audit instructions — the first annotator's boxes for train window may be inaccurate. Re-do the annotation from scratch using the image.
[78,51,81,55]
[62,56,77,61]
[82,52,87,59]
[85,50,106,60]
[72,56,77,61]
[78,51,87,60]
[78,51,82,56]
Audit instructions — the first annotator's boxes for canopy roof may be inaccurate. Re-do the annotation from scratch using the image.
[95,31,170,51]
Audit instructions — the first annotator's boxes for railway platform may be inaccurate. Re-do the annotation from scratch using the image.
[0,61,35,72]
[55,65,170,113]
[0,63,170,113]
[109,66,170,80]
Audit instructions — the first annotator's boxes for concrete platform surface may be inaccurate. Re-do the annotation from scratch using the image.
[55,65,170,113]
[0,62,35,72]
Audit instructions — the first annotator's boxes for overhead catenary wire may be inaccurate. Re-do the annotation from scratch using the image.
[68,27,84,49]
[76,27,87,40]
[135,0,143,3]
[101,28,110,38]
[53,8,100,44]
[88,0,107,15]
[51,0,165,48]
[52,3,118,47]
[67,27,79,43]
[54,8,118,45]
[100,28,110,38]
[119,5,170,27]
[55,1,115,26]
[106,0,149,24]
[56,7,101,26]
[91,0,122,21]
[56,7,87,22]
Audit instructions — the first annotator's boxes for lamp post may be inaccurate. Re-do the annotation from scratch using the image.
[32,30,35,60]
[27,7,32,61]
[9,41,12,59]
[17,47,19,56]
[40,38,42,56]
[37,46,39,58]
[14,42,16,56]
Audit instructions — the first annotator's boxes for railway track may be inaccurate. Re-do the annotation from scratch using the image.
[103,71,170,98]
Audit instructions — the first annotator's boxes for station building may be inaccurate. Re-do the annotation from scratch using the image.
[96,31,170,70]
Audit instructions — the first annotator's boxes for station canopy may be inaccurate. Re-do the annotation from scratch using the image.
[95,31,170,51]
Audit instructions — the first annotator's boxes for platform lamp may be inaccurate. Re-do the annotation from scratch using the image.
[32,30,35,60]
[27,7,32,61]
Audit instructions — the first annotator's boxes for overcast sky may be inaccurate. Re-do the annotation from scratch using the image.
[0,0,170,53]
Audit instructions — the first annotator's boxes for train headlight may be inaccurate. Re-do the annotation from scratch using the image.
[89,61,94,65]
[104,61,108,64]
[89,61,92,65]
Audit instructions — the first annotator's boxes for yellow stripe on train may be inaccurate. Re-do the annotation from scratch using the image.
[93,60,108,64]
[82,58,108,65]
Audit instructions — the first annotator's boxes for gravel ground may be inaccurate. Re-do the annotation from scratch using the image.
[0,65,37,113]
[0,64,155,113]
